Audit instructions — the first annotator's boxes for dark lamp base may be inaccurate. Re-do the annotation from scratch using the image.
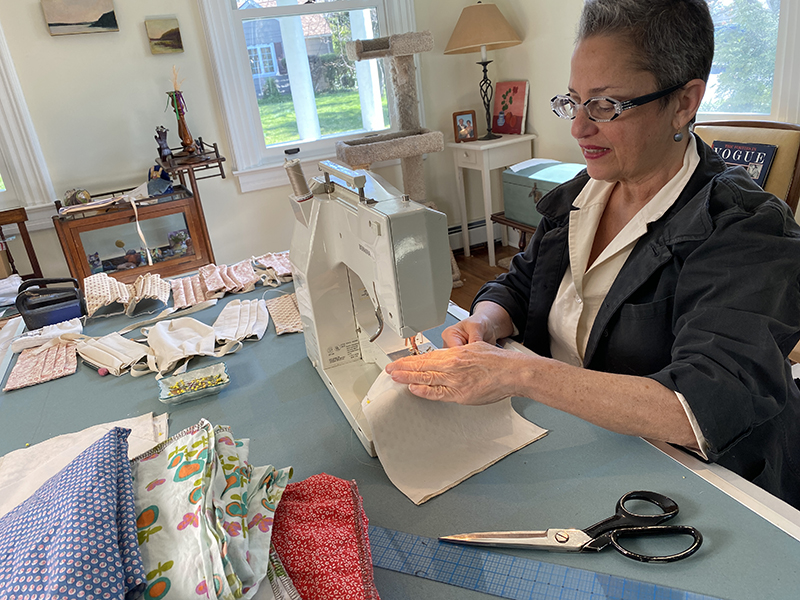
[480,132,501,141]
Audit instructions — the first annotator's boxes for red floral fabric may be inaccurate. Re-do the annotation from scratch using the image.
[271,473,380,600]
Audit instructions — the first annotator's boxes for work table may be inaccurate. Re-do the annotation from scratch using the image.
[1,284,799,599]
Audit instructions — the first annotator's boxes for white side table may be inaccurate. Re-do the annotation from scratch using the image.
[448,133,537,266]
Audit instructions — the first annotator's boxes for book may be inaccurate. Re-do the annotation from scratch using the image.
[711,140,777,189]
[492,81,529,135]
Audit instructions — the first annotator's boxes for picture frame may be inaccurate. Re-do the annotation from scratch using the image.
[492,81,529,135]
[453,110,477,143]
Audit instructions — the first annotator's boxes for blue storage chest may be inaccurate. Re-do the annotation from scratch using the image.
[502,160,586,227]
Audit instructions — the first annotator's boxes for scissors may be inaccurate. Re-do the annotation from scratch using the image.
[440,490,703,563]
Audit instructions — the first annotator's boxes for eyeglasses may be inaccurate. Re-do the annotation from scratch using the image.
[550,82,687,122]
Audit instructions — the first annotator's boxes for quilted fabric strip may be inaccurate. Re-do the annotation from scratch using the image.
[0,427,146,599]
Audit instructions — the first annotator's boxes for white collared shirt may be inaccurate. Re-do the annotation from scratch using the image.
[547,135,708,457]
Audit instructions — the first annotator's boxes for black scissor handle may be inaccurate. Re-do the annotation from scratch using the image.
[584,490,679,539]
[608,524,704,563]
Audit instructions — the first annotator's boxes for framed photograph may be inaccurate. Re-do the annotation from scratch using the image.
[453,110,477,143]
[493,81,529,134]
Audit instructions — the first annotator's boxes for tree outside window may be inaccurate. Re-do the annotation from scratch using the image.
[239,2,390,148]
[702,0,781,114]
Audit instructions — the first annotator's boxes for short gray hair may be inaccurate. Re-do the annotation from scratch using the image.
[577,0,714,97]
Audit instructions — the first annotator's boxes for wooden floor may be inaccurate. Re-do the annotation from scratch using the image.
[450,244,518,310]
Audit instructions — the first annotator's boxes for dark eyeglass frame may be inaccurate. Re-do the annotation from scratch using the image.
[550,82,687,122]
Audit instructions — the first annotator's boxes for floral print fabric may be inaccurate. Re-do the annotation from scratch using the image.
[271,473,380,600]
[3,340,77,391]
[130,419,293,599]
[0,427,146,599]
[171,261,261,309]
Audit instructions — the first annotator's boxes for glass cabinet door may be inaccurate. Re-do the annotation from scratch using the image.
[79,212,195,276]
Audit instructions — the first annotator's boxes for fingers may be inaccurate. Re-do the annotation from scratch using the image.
[441,324,470,348]
[408,383,450,401]
[443,321,492,348]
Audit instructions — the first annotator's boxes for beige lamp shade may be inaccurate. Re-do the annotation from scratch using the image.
[444,3,522,55]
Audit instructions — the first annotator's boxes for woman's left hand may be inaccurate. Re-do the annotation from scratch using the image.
[384,342,520,405]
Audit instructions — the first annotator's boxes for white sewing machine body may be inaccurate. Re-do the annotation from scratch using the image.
[290,162,452,456]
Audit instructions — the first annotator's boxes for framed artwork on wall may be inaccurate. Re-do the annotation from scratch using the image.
[453,110,477,143]
[145,17,184,54]
[492,81,529,134]
[41,0,118,36]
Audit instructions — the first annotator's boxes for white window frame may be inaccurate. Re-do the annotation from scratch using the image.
[0,18,56,216]
[697,0,800,124]
[198,0,419,192]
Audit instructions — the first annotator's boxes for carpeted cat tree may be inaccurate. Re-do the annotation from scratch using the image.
[336,31,462,288]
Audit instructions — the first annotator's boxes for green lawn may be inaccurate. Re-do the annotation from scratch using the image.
[0,174,5,192]
[258,89,388,146]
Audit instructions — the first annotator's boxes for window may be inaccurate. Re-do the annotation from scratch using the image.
[699,0,799,123]
[197,0,418,191]
[701,0,781,114]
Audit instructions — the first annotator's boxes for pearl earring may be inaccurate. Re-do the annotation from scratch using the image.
[673,131,684,142]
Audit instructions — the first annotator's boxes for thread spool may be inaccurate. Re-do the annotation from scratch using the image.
[284,158,313,202]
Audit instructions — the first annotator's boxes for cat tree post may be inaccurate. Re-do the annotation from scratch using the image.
[335,31,461,287]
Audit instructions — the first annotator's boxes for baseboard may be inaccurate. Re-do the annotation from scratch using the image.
[448,219,520,252]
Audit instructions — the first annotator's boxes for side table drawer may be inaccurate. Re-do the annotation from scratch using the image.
[455,146,479,167]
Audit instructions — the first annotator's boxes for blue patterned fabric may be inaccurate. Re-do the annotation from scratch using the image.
[0,427,146,599]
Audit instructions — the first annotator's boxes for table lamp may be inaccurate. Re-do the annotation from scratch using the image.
[445,2,522,140]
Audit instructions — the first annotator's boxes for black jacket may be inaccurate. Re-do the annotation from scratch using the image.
[474,139,800,507]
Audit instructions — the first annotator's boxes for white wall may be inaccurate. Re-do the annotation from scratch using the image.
[417,0,585,224]
[0,0,585,277]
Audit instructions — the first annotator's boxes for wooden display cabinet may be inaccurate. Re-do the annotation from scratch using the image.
[53,186,214,285]
[53,143,225,286]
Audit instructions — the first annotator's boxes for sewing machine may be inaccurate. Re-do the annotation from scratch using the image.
[289,161,452,456]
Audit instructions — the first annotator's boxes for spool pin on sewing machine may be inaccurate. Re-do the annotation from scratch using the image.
[290,160,452,456]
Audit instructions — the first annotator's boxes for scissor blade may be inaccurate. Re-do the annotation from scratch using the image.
[439,529,591,551]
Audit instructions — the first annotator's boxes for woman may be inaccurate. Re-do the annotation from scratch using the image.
[386,0,800,507]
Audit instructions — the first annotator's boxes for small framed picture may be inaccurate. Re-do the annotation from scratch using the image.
[453,110,477,143]
[492,81,529,134]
